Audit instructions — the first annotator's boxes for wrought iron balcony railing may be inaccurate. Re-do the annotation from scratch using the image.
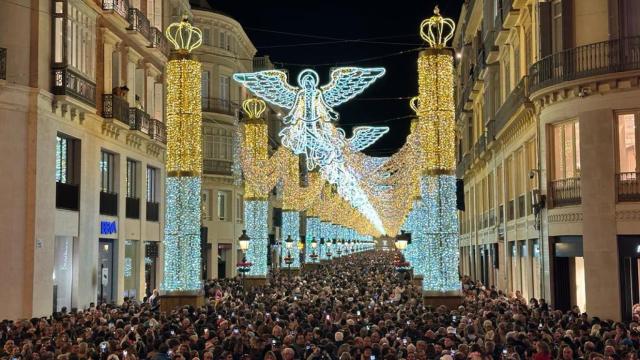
[549,177,581,207]
[102,0,129,19]
[129,107,150,135]
[494,75,529,135]
[150,27,170,56]
[617,172,640,202]
[52,67,96,106]
[127,8,150,41]
[529,36,640,93]
[149,118,166,144]
[201,97,238,116]
[102,94,130,125]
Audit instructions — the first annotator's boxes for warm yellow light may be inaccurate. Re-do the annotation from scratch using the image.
[166,59,202,176]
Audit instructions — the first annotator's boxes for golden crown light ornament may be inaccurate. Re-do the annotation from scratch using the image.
[401,5,461,298]
[242,98,267,120]
[165,16,203,55]
[420,5,456,49]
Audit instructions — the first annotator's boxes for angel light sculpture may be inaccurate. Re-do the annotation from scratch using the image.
[233,67,389,170]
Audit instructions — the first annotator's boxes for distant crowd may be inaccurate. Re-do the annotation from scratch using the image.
[1,250,638,360]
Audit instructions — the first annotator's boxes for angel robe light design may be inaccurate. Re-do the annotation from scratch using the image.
[233,67,389,171]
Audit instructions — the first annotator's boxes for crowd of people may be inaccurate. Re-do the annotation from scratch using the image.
[0,251,638,360]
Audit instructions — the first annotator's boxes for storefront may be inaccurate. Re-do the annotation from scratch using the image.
[144,241,159,298]
[123,240,140,299]
[98,219,118,303]
[618,236,640,320]
[53,236,75,312]
[552,236,585,312]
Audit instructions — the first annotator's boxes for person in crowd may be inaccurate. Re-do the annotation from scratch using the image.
[0,250,636,360]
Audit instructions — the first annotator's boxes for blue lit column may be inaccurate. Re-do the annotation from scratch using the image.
[306,217,321,262]
[281,211,301,268]
[244,200,269,276]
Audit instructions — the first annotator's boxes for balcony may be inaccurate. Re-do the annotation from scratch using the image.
[126,197,140,219]
[486,119,496,143]
[52,67,96,107]
[127,8,151,42]
[253,56,274,71]
[494,76,529,137]
[0,47,5,80]
[102,0,129,19]
[476,47,486,76]
[484,30,499,64]
[100,191,118,216]
[474,133,487,158]
[149,118,167,144]
[146,201,160,222]
[149,27,170,57]
[129,108,150,135]
[204,159,233,176]
[456,152,472,178]
[549,178,581,207]
[56,182,79,211]
[617,172,640,202]
[201,97,238,116]
[102,94,130,125]
[529,36,640,94]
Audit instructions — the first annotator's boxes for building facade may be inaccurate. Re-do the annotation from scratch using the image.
[455,0,640,320]
[0,0,199,320]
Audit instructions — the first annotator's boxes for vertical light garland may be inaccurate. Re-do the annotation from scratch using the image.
[240,99,271,277]
[409,7,460,293]
[161,19,204,292]
[306,217,321,262]
[281,211,301,268]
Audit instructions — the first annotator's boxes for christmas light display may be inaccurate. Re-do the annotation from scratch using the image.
[306,217,321,262]
[281,211,301,268]
[404,7,460,293]
[234,67,388,233]
[161,18,204,292]
[244,200,269,276]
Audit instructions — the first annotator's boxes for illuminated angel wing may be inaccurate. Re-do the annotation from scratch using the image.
[320,67,386,107]
[232,70,298,109]
[348,126,389,152]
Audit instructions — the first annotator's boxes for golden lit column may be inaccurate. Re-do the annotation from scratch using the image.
[411,7,461,294]
[160,18,204,295]
[239,99,271,277]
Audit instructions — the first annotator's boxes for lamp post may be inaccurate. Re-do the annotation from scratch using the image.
[319,237,325,260]
[337,239,344,257]
[237,230,251,279]
[326,238,333,259]
[310,237,319,262]
[284,235,294,276]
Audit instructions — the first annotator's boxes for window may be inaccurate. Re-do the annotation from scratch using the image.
[219,31,227,49]
[201,71,210,106]
[617,113,637,173]
[236,195,243,223]
[53,0,96,80]
[56,135,79,184]
[552,120,581,180]
[551,0,563,53]
[100,151,116,193]
[202,190,211,220]
[203,126,233,161]
[503,53,511,96]
[217,191,230,221]
[146,167,158,203]
[203,28,211,45]
[513,33,521,79]
[524,27,533,69]
[126,159,139,198]
[219,75,230,102]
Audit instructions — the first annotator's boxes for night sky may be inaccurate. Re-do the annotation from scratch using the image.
[204,0,463,155]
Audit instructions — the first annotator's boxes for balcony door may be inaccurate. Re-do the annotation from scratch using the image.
[621,0,640,38]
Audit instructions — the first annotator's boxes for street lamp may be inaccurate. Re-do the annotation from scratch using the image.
[326,238,333,259]
[395,230,411,251]
[310,237,318,262]
[237,230,251,278]
[337,238,344,256]
[319,237,325,260]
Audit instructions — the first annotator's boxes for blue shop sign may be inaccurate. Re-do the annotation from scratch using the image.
[100,221,117,235]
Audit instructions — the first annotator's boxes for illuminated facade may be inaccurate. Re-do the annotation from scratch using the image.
[0,0,188,319]
[455,0,640,321]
